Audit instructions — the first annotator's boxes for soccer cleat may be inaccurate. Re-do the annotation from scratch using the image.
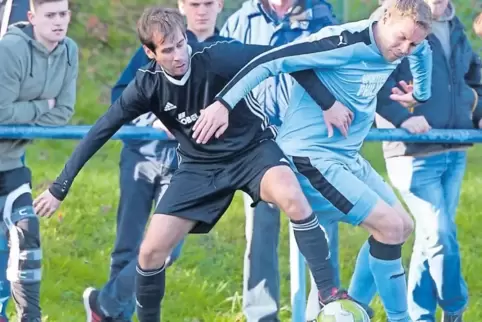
[83,287,108,322]
[319,288,374,319]
[442,312,463,322]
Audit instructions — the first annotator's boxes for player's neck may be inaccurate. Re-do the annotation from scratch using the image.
[188,26,216,42]
[371,22,383,53]
[267,0,295,18]
[33,29,59,52]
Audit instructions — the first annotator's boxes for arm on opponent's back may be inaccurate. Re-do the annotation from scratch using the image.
[209,41,336,108]
[33,76,152,217]
[407,40,432,103]
[214,28,355,110]
[205,40,273,79]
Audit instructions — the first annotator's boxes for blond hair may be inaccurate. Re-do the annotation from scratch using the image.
[382,0,433,31]
[137,7,186,51]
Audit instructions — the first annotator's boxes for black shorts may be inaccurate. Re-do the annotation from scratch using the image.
[155,139,288,233]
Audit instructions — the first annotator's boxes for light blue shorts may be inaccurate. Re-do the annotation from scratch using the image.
[288,153,398,226]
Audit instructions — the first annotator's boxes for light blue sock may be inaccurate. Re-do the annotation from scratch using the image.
[348,240,376,305]
[368,236,410,322]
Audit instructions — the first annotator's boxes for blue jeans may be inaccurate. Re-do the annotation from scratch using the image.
[242,195,339,322]
[386,151,469,321]
[98,145,184,320]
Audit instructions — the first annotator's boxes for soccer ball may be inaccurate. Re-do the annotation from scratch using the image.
[317,300,370,322]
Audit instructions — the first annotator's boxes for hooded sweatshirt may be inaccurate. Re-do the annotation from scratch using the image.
[0,23,78,171]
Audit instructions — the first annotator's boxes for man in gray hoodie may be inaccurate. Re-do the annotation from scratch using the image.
[0,0,78,320]
[359,1,481,321]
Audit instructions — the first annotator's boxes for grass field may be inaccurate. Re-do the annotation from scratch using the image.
[5,0,482,320]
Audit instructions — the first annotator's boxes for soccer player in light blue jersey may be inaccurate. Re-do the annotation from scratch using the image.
[193,0,434,320]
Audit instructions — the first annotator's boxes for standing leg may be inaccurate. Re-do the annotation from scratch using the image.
[2,175,42,322]
[136,214,195,322]
[135,161,236,321]
[242,195,280,322]
[88,147,156,320]
[438,151,468,320]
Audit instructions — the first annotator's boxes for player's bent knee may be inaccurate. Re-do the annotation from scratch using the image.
[275,186,311,220]
[363,203,407,245]
[7,215,42,284]
[138,238,173,270]
[394,203,414,240]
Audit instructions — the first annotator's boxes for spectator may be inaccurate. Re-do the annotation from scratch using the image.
[0,1,30,318]
[374,1,482,321]
[79,0,232,321]
[0,0,77,320]
[220,1,340,320]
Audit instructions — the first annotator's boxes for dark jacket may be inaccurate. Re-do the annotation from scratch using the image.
[375,12,482,158]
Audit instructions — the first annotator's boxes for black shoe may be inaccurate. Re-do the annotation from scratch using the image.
[83,287,108,322]
[319,287,374,319]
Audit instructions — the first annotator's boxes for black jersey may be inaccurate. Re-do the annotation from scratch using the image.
[49,40,332,200]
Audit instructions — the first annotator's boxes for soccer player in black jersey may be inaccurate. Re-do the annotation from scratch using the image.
[33,6,364,321]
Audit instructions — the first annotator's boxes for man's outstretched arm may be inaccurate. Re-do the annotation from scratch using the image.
[212,27,358,110]
[47,76,151,202]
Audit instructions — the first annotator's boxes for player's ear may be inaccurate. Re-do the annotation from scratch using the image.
[178,0,186,15]
[216,0,224,12]
[27,10,35,25]
[142,45,156,60]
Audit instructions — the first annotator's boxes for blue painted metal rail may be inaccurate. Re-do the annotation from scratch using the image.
[2,125,482,321]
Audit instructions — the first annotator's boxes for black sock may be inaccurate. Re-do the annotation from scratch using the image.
[291,213,335,298]
[135,264,165,322]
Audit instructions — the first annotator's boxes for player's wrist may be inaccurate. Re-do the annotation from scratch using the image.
[412,93,427,104]
[320,98,337,111]
[215,97,233,111]
[48,181,67,201]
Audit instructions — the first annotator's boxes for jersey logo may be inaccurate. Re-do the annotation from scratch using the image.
[177,112,199,125]
[164,102,177,111]
[338,34,347,46]
[357,73,388,98]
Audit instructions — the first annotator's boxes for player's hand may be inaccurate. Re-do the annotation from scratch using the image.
[33,189,61,218]
[323,101,354,138]
[152,119,175,139]
[474,12,482,37]
[400,116,431,134]
[47,99,56,109]
[478,119,482,129]
[390,81,417,109]
[192,101,229,144]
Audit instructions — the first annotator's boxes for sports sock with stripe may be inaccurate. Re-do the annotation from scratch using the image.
[135,264,165,322]
[291,212,336,299]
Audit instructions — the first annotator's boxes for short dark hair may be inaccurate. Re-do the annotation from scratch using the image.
[137,6,186,52]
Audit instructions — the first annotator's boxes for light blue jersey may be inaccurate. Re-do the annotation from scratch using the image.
[216,18,432,159]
